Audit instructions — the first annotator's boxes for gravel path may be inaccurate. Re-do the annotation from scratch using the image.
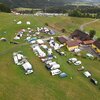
[79,19,99,31]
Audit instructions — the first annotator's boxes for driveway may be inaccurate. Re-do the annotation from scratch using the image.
[80,45,100,58]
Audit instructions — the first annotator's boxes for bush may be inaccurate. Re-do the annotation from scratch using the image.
[45,23,49,26]
[97,57,100,61]
[61,28,66,33]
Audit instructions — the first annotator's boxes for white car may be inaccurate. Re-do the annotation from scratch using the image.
[68,58,77,63]
[86,53,94,58]
[51,69,61,76]
[25,70,33,75]
[83,71,91,78]
[74,61,81,66]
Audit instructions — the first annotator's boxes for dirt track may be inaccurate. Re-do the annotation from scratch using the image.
[79,19,99,31]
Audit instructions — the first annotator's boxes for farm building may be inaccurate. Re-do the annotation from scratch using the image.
[83,40,94,45]
[66,40,80,51]
[58,36,68,44]
[71,29,91,41]
[92,40,100,53]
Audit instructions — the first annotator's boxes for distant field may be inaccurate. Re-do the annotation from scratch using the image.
[0,13,100,100]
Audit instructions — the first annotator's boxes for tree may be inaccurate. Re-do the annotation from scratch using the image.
[97,38,100,41]
[45,23,49,26]
[96,13,100,18]
[89,30,96,39]
[0,3,11,13]
[61,28,66,33]
[68,10,83,17]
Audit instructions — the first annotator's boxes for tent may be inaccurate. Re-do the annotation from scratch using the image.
[26,21,31,25]
[17,21,22,24]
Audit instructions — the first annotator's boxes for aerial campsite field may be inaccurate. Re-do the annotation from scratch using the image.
[0,12,100,100]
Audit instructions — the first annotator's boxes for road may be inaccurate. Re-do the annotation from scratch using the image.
[79,19,99,31]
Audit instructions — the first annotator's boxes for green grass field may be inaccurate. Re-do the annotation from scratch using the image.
[84,20,100,37]
[0,13,100,100]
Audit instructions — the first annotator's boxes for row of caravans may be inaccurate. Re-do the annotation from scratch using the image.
[13,52,33,75]
[24,34,67,77]
[31,41,64,76]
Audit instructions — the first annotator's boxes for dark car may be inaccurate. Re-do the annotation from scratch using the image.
[10,41,19,44]
[90,78,98,85]
[56,50,65,56]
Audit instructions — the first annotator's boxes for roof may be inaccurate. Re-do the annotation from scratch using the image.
[71,29,90,41]
[76,39,82,44]
[58,36,67,43]
[93,40,100,49]
[22,62,32,71]
[84,71,91,77]
[66,40,79,47]
[83,40,94,45]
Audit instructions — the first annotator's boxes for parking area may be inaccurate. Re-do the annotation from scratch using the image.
[79,45,100,58]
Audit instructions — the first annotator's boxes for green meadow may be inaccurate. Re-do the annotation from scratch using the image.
[0,13,100,100]
[84,20,100,37]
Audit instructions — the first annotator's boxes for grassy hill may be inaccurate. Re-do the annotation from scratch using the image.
[0,13,100,100]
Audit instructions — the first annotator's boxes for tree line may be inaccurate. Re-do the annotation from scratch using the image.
[45,5,100,18]
[0,3,11,13]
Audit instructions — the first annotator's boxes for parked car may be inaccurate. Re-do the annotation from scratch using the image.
[83,71,91,78]
[59,72,68,78]
[77,66,85,71]
[10,41,19,44]
[56,50,65,56]
[67,58,77,64]
[74,61,81,66]
[86,53,94,59]
[90,78,98,85]
[51,69,61,76]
